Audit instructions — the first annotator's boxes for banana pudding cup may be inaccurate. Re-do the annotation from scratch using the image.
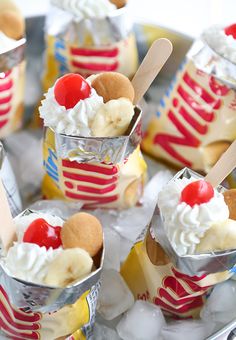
[42,0,138,92]
[122,168,236,319]
[40,72,147,209]
[0,209,104,339]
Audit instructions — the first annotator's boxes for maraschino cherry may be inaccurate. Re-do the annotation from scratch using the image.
[180,180,214,207]
[54,73,91,109]
[23,218,62,249]
[224,23,236,39]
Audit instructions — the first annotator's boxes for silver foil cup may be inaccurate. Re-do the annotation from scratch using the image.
[0,209,104,313]
[187,36,236,89]
[46,4,133,45]
[0,37,26,72]
[152,168,236,277]
[0,142,22,217]
[50,106,142,164]
[206,319,236,340]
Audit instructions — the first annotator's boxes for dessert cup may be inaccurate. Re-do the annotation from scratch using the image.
[42,3,138,92]
[0,209,104,340]
[121,168,236,318]
[42,106,147,209]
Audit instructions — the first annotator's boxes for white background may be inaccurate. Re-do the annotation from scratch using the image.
[14,0,236,38]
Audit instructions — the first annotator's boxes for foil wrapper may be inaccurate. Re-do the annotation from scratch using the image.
[153,168,236,277]
[188,38,236,89]
[0,142,22,217]
[42,106,146,209]
[0,37,26,138]
[42,1,138,95]
[0,37,26,72]
[0,209,104,313]
[46,5,133,45]
[206,319,236,340]
[53,106,142,164]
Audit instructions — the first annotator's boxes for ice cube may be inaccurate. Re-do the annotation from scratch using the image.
[119,236,133,263]
[113,171,173,242]
[5,131,44,201]
[93,323,121,340]
[141,170,173,203]
[90,171,172,246]
[116,300,165,340]
[161,319,214,340]
[29,199,83,220]
[97,270,134,320]
[144,154,173,179]
[96,313,122,331]
[201,280,236,325]
[103,228,121,271]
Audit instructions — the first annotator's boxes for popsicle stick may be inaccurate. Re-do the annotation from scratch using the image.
[0,178,16,252]
[205,140,236,187]
[132,38,173,105]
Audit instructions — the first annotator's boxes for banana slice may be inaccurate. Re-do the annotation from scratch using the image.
[196,219,236,253]
[44,248,93,287]
[90,97,134,137]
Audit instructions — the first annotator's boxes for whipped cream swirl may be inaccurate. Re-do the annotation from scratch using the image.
[1,212,64,284]
[4,243,62,284]
[203,25,236,64]
[51,0,117,20]
[158,177,229,256]
[39,86,104,136]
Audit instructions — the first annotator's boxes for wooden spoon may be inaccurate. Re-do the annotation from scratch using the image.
[132,38,173,105]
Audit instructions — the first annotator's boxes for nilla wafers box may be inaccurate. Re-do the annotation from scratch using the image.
[142,25,236,173]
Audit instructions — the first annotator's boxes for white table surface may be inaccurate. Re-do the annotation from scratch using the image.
[14,0,236,38]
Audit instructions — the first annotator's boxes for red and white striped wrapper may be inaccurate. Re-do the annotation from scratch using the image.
[42,5,138,92]
[0,38,26,138]
[42,109,147,209]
